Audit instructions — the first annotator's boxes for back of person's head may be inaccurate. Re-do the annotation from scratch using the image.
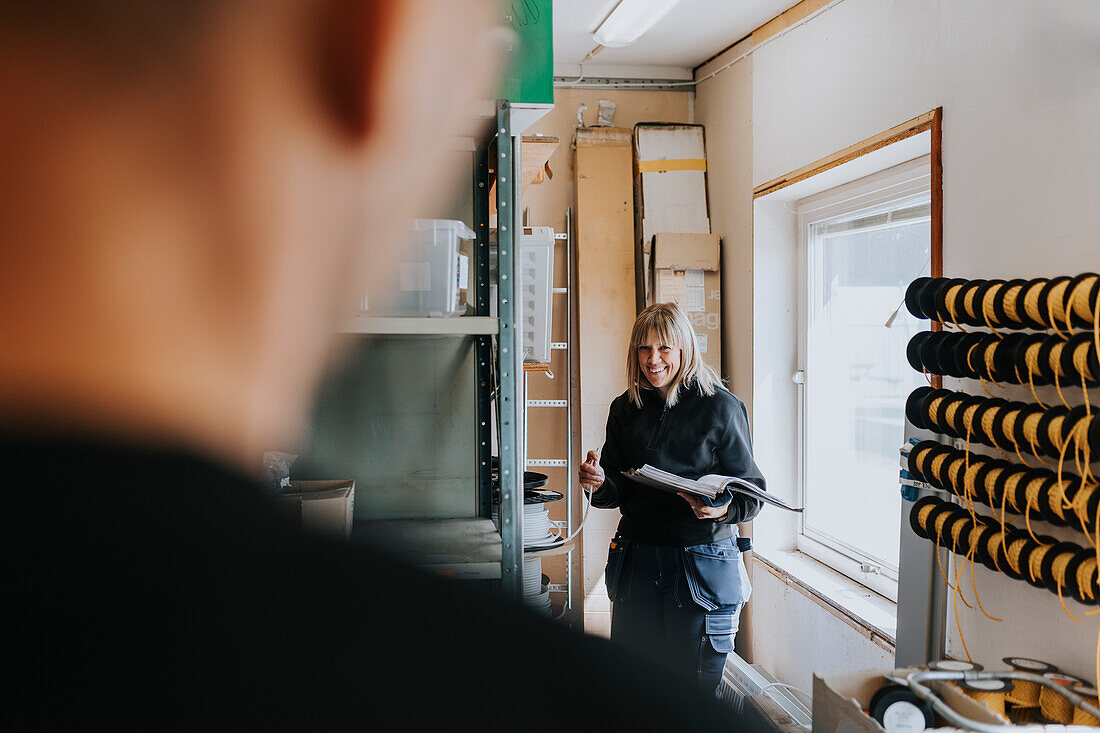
[0,0,501,467]
[627,302,724,407]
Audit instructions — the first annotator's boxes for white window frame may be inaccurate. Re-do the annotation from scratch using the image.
[794,156,932,602]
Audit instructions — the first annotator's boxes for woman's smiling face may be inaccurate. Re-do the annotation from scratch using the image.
[637,329,681,397]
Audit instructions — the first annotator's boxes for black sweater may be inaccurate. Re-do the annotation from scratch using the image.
[592,383,766,546]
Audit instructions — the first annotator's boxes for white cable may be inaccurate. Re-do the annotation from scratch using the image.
[523,481,594,550]
[758,681,813,718]
[555,0,848,90]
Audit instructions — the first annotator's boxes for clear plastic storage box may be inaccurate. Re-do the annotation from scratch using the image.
[363,219,475,317]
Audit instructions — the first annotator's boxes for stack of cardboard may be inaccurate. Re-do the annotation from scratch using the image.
[634,124,721,372]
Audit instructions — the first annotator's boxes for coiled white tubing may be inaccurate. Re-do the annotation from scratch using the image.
[522,557,551,616]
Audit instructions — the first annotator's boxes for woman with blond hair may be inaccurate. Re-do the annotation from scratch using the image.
[578,302,766,695]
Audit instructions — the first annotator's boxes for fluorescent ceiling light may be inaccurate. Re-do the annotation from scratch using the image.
[592,0,685,48]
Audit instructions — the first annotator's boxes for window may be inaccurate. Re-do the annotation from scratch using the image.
[795,157,932,600]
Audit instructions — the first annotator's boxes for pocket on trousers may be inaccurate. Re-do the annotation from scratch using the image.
[604,538,630,602]
[704,607,741,654]
[682,540,751,611]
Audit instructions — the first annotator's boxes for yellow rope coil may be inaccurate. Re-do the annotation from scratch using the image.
[1023,281,1047,327]
[945,284,966,329]
[1046,478,1070,523]
[1003,283,1024,325]
[1028,543,1052,583]
[1048,279,1072,339]
[982,282,1004,333]
[1040,674,1079,724]
[1077,556,1098,603]
[1069,275,1099,324]
[1003,472,1025,514]
[963,285,982,323]
[1072,690,1100,726]
[926,396,944,426]
[1004,536,1028,574]
[944,400,962,430]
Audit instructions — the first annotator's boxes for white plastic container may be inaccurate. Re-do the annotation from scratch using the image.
[363,219,476,317]
[519,227,554,363]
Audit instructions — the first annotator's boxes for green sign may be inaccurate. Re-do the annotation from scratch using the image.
[497,0,553,105]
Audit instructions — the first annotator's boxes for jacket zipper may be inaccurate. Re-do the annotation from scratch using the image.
[645,401,671,455]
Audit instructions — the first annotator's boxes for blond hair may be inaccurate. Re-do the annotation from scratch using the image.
[626,302,724,407]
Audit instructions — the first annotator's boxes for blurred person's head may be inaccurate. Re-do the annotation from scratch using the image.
[0,0,501,466]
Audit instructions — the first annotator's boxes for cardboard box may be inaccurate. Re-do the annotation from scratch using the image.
[634,123,712,311]
[812,668,1006,733]
[275,480,355,540]
[650,233,722,373]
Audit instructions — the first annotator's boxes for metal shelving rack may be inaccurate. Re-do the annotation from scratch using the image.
[312,100,538,597]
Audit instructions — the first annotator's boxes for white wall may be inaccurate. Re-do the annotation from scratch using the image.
[699,0,1100,683]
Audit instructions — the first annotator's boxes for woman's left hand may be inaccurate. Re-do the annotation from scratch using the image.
[677,492,729,521]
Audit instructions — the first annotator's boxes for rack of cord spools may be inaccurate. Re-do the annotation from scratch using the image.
[489,457,594,617]
[901,273,1100,715]
[865,658,1100,730]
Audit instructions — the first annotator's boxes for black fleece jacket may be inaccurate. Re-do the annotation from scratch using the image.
[591,383,766,546]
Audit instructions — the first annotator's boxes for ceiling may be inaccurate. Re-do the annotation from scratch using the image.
[552,0,802,79]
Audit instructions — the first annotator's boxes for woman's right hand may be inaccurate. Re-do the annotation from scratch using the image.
[578,450,605,491]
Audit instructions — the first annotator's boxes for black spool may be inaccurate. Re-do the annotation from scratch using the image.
[1030,473,1069,527]
[1060,332,1100,385]
[905,277,933,319]
[1003,657,1059,675]
[1035,406,1069,457]
[972,458,999,505]
[971,398,1008,448]
[954,394,985,437]
[992,278,1028,327]
[910,496,943,539]
[1039,540,1084,597]
[995,332,1030,382]
[955,332,988,379]
[918,277,947,324]
[972,279,1006,328]
[1013,333,1051,386]
[1038,473,1075,527]
[907,331,933,372]
[1037,276,1072,330]
[988,401,1027,450]
[907,441,943,483]
[1036,335,1061,382]
[934,278,969,323]
[1063,548,1091,604]
[1062,272,1100,329]
[990,462,1018,512]
[1018,278,1051,330]
[868,684,935,732]
[932,333,962,377]
[959,280,990,327]
[905,386,935,429]
[1007,528,1042,585]
[972,334,1000,381]
[924,501,960,544]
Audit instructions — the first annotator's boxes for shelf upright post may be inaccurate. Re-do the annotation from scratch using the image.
[475,131,493,520]
[497,101,524,598]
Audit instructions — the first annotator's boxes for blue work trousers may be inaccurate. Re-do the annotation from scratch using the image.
[605,538,749,695]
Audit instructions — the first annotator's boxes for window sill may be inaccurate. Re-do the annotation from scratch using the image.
[752,548,897,650]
